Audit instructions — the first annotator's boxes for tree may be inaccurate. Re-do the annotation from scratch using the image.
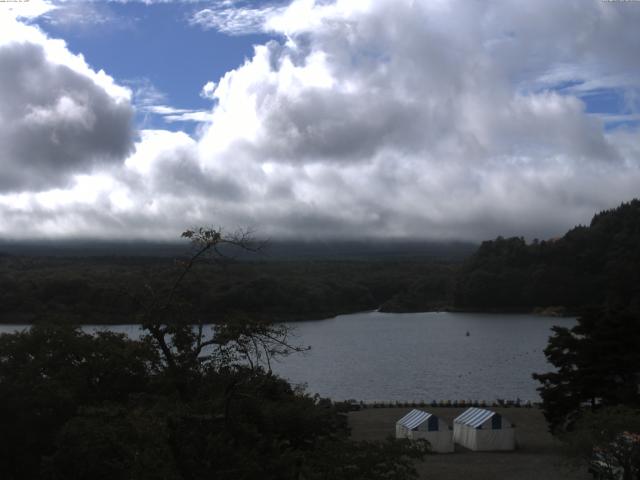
[0,324,157,479]
[454,199,640,312]
[562,407,640,480]
[533,306,640,433]
[130,227,307,399]
[0,227,427,479]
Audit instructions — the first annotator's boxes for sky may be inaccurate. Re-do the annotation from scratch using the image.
[0,0,639,242]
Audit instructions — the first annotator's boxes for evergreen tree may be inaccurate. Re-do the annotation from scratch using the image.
[533,307,640,433]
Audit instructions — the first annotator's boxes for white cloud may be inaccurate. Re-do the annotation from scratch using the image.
[146,105,192,115]
[0,14,131,101]
[163,111,214,123]
[0,0,56,20]
[2,0,640,241]
[40,2,118,28]
[189,2,285,35]
[200,80,217,100]
[142,105,212,123]
[0,16,134,193]
[127,77,166,108]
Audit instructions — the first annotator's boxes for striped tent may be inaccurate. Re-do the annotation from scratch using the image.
[453,407,515,451]
[396,409,454,453]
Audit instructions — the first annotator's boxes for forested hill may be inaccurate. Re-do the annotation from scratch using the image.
[454,200,640,313]
[3,200,640,323]
[0,240,469,324]
[0,256,458,324]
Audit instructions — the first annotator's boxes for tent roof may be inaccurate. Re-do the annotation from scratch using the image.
[396,409,433,429]
[454,407,496,428]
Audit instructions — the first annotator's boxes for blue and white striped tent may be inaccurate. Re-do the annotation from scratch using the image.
[453,407,515,451]
[396,409,454,453]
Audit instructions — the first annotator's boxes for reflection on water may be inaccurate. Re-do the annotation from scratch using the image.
[0,311,574,402]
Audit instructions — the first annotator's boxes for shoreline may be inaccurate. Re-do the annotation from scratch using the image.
[338,399,541,409]
[0,306,577,326]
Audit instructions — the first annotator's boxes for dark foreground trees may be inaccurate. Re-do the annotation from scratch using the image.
[562,407,640,480]
[533,307,640,433]
[0,325,427,480]
[0,325,157,479]
[0,228,427,479]
[534,306,640,479]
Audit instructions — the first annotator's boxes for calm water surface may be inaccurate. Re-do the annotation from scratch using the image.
[0,311,574,402]
[272,311,574,402]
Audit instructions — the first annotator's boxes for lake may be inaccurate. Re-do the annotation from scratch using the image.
[0,311,574,402]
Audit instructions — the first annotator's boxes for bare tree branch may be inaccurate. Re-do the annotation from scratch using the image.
[131,226,305,396]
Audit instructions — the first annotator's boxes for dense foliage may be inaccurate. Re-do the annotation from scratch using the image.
[533,306,640,432]
[562,407,640,480]
[0,256,457,324]
[0,323,429,479]
[455,200,640,313]
[0,229,428,479]
[529,201,640,470]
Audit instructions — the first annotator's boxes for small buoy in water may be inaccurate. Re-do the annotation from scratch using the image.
[466,331,470,337]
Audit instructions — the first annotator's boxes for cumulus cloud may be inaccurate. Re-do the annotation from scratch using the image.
[186,0,640,239]
[2,0,640,241]
[0,129,247,240]
[0,16,134,193]
[205,0,628,169]
[200,81,217,100]
[189,1,286,35]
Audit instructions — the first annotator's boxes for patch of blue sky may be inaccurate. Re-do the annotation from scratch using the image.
[579,88,640,131]
[34,1,279,132]
[540,79,640,131]
[579,88,624,113]
[599,116,640,131]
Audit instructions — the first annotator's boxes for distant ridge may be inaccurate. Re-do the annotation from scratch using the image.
[0,239,477,261]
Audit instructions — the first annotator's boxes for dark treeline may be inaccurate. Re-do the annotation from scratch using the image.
[0,238,476,261]
[0,255,457,323]
[4,200,640,323]
[455,200,640,314]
